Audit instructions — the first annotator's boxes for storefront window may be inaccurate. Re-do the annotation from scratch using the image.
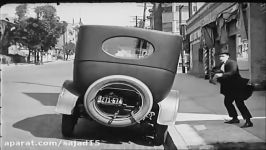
[236,34,248,70]
[237,34,248,59]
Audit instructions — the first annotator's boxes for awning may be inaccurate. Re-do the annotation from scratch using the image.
[199,4,240,47]
[215,4,239,44]
[236,3,248,41]
[201,22,216,49]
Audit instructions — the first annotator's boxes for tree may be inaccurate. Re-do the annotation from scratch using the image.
[41,18,67,51]
[33,5,67,63]
[63,41,75,60]
[12,17,47,63]
[34,5,56,19]
[12,4,67,64]
[15,4,28,20]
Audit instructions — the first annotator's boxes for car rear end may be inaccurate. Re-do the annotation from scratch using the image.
[56,25,182,145]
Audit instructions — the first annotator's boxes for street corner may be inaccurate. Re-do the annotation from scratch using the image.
[166,117,265,150]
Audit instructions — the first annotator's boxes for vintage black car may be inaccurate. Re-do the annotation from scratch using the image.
[55,25,182,145]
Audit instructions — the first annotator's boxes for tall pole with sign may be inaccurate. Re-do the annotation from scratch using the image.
[142,3,147,28]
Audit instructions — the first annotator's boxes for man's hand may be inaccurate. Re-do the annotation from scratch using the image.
[214,73,223,79]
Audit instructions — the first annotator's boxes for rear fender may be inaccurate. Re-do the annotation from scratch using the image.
[157,90,179,125]
[55,80,79,115]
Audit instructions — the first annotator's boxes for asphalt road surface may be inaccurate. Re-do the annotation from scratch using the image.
[1,60,266,150]
[1,61,163,150]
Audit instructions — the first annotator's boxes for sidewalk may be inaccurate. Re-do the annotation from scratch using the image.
[167,71,266,150]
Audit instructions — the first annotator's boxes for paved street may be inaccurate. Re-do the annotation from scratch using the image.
[1,60,266,150]
[1,60,163,150]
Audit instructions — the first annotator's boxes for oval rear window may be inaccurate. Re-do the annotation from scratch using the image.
[102,37,154,59]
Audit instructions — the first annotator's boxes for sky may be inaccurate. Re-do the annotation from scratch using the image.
[0,3,151,26]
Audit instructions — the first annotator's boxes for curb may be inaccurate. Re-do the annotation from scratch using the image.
[166,124,214,150]
[165,125,186,150]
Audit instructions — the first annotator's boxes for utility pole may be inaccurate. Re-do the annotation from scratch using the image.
[135,16,138,27]
[136,3,153,29]
[147,7,154,29]
[179,5,183,34]
[137,3,152,28]
[179,5,186,73]
[130,16,142,27]
[141,3,147,28]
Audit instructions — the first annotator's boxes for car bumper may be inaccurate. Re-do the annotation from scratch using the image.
[55,80,79,115]
[157,90,179,125]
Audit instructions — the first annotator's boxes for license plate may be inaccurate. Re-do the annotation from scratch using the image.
[96,95,123,106]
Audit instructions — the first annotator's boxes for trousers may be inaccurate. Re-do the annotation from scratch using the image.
[224,95,252,119]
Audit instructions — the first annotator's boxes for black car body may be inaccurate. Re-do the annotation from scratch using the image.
[55,25,182,145]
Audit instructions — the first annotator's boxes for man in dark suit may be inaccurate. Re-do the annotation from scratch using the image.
[213,47,253,128]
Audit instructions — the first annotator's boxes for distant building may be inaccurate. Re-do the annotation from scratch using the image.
[0,14,16,49]
[148,3,204,70]
[190,3,205,16]
[161,3,189,34]
[56,18,83,50]
[149,3,204,34]
[0,14,27,63]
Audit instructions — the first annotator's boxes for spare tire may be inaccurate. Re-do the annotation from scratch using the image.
[84,75,153,127]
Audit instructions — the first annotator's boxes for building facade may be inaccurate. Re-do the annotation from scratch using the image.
[149,3,191,34]
[55,18,82,60]
[161,3,189,34]
[0,14,27,63]
[148,3,204,71]
[186,3,266,89]
[56,19,82,50]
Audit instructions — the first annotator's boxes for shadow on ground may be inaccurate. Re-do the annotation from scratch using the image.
[13,114,157,147]
[23,93,59,106]
[210,142,266,150]
[74,118,155,146]
[13,114,62,138]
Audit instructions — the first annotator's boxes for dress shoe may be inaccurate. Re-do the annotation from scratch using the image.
[241,122,253,128]
[224,119,240,124]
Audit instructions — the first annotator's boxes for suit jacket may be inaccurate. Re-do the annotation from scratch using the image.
[216,59,245,96]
